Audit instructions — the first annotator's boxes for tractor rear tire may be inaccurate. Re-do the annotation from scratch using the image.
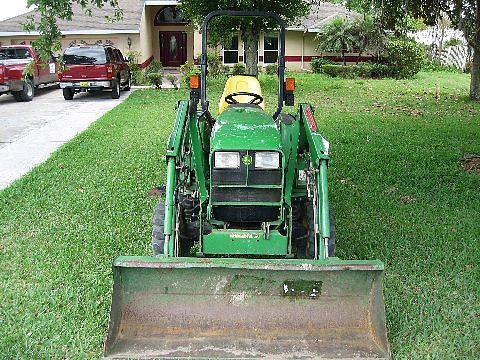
[307,201,336,259]
[152,201,165,256]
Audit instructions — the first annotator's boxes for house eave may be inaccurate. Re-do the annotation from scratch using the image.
[286,27,322,33]
[144,0,179,5]
[0,29,140,37]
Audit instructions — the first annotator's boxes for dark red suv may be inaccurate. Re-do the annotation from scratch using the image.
[59,45,131,100]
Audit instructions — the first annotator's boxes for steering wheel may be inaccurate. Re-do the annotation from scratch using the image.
[225,91,264,106]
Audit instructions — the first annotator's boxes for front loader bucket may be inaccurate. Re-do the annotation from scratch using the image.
[104,257,390,359]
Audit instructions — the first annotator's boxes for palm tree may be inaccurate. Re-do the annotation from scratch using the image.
[316,16,355,65]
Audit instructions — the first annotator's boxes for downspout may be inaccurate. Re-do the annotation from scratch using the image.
[301,30,305,71]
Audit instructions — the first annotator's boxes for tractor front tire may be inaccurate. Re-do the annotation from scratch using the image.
[307,201,336,259]
[152,201,165,256]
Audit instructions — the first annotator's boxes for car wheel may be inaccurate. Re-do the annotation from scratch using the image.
[124,74,131,91]
[13,79,35,102]
[63,88,74,100]
[111,79,120,99]
[12,91,22,102]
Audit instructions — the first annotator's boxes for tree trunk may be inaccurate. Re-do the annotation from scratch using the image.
[470,2,480,101]
[471,47,480,100]
[242,22,260,76]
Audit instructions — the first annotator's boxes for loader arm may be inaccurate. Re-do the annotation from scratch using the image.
[299,103,332,259]
[163,100,208,255]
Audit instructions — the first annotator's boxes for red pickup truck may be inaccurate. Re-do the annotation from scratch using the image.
[59,45,131,100]
[0,45,58,102]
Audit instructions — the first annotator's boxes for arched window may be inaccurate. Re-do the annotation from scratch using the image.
[154,6,187,26]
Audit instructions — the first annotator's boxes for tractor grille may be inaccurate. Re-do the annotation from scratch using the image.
[211,187,281,203]
[213,205,279,222]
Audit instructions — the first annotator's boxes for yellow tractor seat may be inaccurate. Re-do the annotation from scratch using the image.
[218,75,265,114]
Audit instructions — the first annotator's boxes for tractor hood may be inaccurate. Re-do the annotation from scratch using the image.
[211,106,282,151]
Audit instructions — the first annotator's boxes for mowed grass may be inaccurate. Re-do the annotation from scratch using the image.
[0,71,479,359]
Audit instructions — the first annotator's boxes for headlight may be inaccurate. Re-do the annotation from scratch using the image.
[255,152,280,169]
[214,152,240,168]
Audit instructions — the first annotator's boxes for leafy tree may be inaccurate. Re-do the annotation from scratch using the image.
[24,0,122,61]
[335,0,480,101]
[315,16,355,65]
[179,0,310,75]
[349,15,385,63]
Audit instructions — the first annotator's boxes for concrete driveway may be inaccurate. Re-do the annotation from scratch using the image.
[0,85,132,190]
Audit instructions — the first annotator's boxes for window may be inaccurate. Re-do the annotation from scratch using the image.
[223,36,239,64]
[63,47,107,65]
[154,6,187,26]
[263,34,278,64]
[114,49,124,62]
[0,48,32,60]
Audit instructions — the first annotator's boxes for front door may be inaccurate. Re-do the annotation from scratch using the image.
[160,32,187,67]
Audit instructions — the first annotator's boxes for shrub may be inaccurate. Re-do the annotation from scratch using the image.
[146,72,163,88]
[129,63,143,85]
[384,38,425,79]
[310,57,335,73]
[166,74,178,89]
[320,64,357,78]
[265,64,277,75]
[444,38,463,47]
[222,65,231,75]
[316,62,389,79]
[232,63,246,75]
[179,60,200,86]
[124,51,144,85]
[422,59,461,73]
[145,59,163,74]
[143,59,164,88]
[207,49,222,78]
[356,62,389,78]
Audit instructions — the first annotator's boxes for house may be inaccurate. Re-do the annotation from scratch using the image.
[0,1,361,70]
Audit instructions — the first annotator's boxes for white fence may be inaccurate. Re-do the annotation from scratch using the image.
[412,28,471,70]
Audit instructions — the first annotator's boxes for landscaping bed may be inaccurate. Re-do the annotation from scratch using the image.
[0,71,479,358]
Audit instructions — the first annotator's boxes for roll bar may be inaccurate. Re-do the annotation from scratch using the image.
[200,10,286,119]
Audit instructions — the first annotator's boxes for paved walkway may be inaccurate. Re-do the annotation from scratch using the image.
[0,86,132,190]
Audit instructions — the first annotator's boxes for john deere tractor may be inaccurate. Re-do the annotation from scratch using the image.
[104,11,390,359]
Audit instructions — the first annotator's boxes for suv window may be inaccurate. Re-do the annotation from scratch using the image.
[105,48,115,63]
[0,48,33,60]
[63,47,107,65]
[115,49,125,62]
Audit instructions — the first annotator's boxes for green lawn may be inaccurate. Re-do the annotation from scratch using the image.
[0,72,479,359]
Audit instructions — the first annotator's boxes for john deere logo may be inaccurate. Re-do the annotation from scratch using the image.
[242,154,252,166]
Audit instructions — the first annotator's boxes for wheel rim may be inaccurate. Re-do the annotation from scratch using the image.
[26,82,33,97]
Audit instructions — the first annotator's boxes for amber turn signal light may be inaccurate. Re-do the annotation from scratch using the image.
[285,77,296,92]
[189,75,200,89]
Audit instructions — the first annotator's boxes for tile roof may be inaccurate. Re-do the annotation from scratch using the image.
[0,0,144,34]
[0,1,359,35]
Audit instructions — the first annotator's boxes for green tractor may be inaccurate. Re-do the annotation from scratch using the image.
[104,11,390,359]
